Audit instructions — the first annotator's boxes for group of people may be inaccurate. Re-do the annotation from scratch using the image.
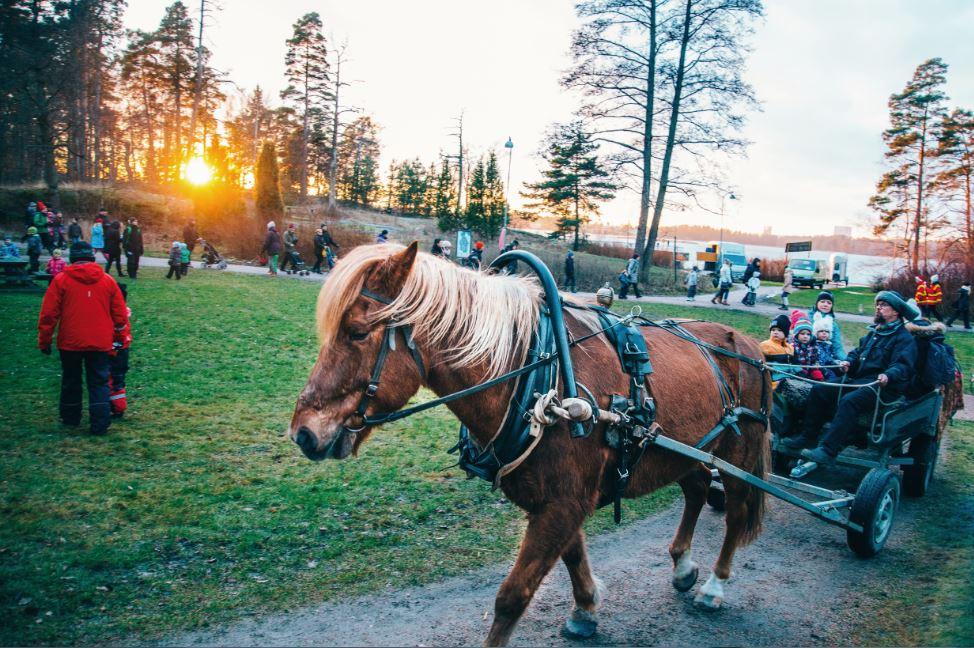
[916,275,971,330]
[773,290,924,465]
[7,202,146,280]
[430,237,489,271]
[759,291,846,384]
[260,221,342,276]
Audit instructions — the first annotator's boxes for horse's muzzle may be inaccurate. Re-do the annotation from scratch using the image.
[294,425,353,461]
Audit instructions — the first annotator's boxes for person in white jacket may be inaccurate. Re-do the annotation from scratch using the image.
[743,271,761,306]
[711,259,733,305]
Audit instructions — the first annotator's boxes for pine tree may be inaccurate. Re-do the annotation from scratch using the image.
[433,159,458,231]
[522,122,618,250]
[281,12,331,199]
[155,1,196,181]
[869,58,949,273]
[935,108,974,270]
[255,141,284,218]
[464,158,487,235]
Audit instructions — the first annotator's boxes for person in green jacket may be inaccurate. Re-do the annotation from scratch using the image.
[179,241,191,277]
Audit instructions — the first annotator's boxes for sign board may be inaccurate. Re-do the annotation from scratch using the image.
[456,230,472,258]
[697,251,718,263]
[785,241,812,253]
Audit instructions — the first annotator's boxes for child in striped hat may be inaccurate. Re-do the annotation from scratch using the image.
[792,318,824,381]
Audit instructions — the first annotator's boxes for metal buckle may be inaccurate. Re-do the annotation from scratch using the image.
[365,382,379,397]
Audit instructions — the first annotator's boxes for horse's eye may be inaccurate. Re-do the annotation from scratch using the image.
[348,330,369,342]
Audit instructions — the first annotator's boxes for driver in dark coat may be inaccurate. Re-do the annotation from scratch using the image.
[781,290,919,465]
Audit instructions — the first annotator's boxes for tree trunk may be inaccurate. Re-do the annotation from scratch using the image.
[912,111,928,273]
[633,1,657,259]
[643,0,692,276]
[189,0,205,154]
[327,55,341,213]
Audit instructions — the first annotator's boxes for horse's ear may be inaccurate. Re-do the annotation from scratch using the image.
[373,241,418,295]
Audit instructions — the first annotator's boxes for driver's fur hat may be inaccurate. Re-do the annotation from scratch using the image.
[875,290,921,321]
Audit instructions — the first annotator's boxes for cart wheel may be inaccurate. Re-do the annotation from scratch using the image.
[847,468,899,557]
[902,435,939,497]
[707,483,726,512]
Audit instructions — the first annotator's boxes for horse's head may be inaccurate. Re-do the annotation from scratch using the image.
[289,242,424,461]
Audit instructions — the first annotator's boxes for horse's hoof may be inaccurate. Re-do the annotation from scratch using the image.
[563,608,598,639]
[693,591,723,610]
[672,565,699,592]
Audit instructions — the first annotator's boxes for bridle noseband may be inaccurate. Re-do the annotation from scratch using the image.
[337,287,427,440]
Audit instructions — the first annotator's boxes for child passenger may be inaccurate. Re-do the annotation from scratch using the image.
[791,318,824,381]
[812,318,837,381]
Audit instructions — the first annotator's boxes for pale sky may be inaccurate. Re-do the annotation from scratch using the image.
[126,1,974,237]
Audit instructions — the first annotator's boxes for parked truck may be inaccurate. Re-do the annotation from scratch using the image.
[698,241,748,286]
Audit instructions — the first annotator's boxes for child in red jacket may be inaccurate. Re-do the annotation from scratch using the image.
[109,283,132,417]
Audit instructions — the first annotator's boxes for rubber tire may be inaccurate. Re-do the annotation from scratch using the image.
[707,484,726,511]
[903,435,939,498]
[847,468,899,558]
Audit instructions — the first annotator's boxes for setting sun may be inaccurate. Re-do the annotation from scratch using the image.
[184,156,213,185]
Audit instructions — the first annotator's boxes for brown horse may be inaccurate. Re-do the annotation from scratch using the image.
[290,242,771,646]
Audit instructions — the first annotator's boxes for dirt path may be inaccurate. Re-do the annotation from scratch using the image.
[167,470,933,647]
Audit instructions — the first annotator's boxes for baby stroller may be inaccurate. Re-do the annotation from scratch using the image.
[197,238,228,270]
[285,249,310,276]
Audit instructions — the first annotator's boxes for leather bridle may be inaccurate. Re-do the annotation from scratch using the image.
[335,287,427,445]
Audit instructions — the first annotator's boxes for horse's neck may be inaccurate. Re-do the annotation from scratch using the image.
[425,356,515,447]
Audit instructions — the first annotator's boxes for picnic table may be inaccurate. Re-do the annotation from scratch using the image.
[0,258,50,288]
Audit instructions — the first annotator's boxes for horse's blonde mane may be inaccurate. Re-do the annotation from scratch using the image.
[316,244,541,378]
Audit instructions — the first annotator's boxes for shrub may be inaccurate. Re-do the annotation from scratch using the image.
[760,258,787,282]
[584,240,633,260]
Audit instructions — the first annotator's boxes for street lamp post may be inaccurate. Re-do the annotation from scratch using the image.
[719,192,736,257]
[503,137,514,230]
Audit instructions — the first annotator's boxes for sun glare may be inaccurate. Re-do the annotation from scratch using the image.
[185,156,213,185]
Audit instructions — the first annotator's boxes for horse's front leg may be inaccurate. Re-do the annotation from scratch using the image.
[561,528,605,639]
[486,502,587,647]
[669,463,710,592]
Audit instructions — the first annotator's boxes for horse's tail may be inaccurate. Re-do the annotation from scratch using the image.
[739,422,770,546]
[739,338,772,546]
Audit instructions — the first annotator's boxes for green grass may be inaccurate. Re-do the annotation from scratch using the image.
[781,285,881,315]
[0,267,677,645]
[854,421,974,646]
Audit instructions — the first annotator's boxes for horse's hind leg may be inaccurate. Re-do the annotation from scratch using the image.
[561,528,605,639]
[669,463,710,592]
[486,502,586,646]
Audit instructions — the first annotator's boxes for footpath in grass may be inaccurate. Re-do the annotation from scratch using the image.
[0,267,676,645]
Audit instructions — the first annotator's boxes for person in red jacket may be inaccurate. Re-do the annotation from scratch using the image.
[37,242,129,435]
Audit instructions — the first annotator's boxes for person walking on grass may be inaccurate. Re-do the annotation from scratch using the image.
[711,258,732,305]
[563,251,577,293]
[45,248,67,277]
[165,241,183,280]
[261,221,283,276]
[37,242,129,436]
[779,267,794,310]
[123,218,144,279]
[945,281,971,330]
[179,241,191,277]
[103,221,125,277]
[685,265,699,301]
[619,252,642,299]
